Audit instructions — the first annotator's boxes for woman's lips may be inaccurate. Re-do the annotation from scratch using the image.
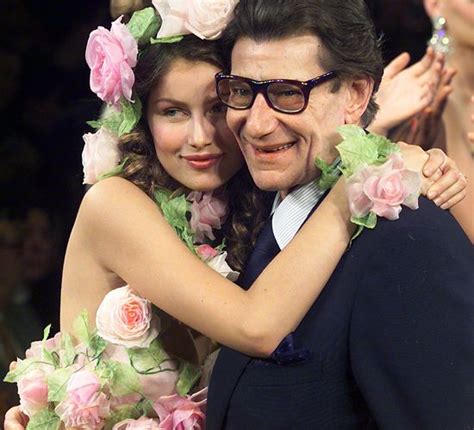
[182,153,223,169]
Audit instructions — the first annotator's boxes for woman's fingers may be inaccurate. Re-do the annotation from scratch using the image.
[384,52,411,79]
[4,406,28,430]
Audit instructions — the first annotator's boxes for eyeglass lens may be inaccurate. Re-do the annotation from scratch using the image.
[217,79,306,113]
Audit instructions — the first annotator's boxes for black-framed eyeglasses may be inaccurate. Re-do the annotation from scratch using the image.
[215,71,337,114]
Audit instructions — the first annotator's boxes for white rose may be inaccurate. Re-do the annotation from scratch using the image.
[96,286,160,348]
[207,251,239,281]
[153,0,239,40]
[82,127,120,185]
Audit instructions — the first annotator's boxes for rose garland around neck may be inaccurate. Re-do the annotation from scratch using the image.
[317,125,421,240]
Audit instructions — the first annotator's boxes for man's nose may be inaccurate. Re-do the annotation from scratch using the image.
[189,115,213,149]
[244,93,279,139]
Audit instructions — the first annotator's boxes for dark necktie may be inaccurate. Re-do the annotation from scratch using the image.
[238,214,279,290]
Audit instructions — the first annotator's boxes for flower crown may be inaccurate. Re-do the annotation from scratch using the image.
[82,0,238,185]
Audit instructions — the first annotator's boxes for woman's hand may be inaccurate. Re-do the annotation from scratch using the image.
[399,143,467,209]
[4,406,28,430]
[369,47,444,136]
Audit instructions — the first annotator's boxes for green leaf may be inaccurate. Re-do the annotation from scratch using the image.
[336,137,378,178]
[118,98,142,136]
[162,194,190,229]
[94,98,142,137]
[108,361,141,397]
[351,211,377,230]
[40,325,56,365]
[153,188,196,252]
[104,405,141,430]
[150,35,184,44]
[315,157,340,190]
[176,361,201,396]
[367,132,400,161]
[72,310,90,344]
[127,7,161,45]
[3,359,52,384]
[128,338,172,374]
[42,325,51,343]
[89,334,107,358]
[337,124,367,141]
[47,367,75,402]
[99,157,129,181]
[135,398,154,416]
[26,410,60,430]
[349,224,365,246]
[61,333,76,367]
[86,119,102,130]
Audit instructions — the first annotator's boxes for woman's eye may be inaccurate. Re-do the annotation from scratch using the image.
[164,108,184,117]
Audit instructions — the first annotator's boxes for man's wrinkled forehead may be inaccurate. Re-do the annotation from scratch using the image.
[229,34,327,78]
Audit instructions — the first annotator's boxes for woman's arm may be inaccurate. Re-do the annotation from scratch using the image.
[61,144,466,358]
[62,176,352,357]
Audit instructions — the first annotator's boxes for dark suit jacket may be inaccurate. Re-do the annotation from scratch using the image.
[207,197,474,429]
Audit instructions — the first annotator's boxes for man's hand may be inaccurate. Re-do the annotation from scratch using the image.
[398,143,467,209]
[4,406,28,430]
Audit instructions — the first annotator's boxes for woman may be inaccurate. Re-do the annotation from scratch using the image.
[4,7,465,429]
[421,0,473,241]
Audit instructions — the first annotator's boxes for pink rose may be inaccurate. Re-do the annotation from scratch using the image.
[18,369,49,417]
[188,191,228,243]
[86,16,138,106]
[153,0,238,40]
[346,153,421,221]
[153,388,207,430]
[55,370,110,429]
[82,127,121,185]
[104,343,178,403]
[25,332,61,360]
[113,416,161,430]
[96,286,160,348]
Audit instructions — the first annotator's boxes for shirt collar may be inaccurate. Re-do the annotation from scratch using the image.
[271,180,325,250]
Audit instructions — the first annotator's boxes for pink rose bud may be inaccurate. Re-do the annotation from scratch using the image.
[82,127,121,185]
[153,0,238,40]
[96,286,160,348]
[18,369,49,417]
[55,370,110,430]
[196,244,219,261]
[85,16,138,106]
[188,191,228,243]
[113,416,161,430]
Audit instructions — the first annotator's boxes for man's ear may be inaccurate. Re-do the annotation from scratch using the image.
[344,77,374,125]
[423,0,441,19]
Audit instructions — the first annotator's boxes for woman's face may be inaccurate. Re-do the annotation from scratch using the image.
[440,0,474,48]
[147,59,244,192]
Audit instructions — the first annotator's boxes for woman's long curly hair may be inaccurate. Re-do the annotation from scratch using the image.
[115,36,271,272]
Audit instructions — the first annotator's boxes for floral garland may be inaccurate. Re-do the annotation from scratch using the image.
[317,125,421,239]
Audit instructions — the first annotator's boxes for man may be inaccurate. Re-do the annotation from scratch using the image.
[206,0,474,428]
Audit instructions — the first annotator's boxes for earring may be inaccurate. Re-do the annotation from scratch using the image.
[429,16,450,54]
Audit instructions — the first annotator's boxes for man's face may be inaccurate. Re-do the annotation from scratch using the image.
[227,34,356,194]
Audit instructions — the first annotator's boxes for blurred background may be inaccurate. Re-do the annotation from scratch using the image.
[0,0,433,417]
